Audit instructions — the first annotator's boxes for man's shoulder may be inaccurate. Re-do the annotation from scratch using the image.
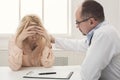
[95,24,116,35]
[93,24,120,42]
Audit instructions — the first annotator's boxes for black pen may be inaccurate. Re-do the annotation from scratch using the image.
[38,72,56,75]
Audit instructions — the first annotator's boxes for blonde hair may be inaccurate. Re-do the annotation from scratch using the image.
[16,14,43,37]
[16,14,51,49]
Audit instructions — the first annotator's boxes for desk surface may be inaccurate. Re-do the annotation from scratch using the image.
[0,65,81,80]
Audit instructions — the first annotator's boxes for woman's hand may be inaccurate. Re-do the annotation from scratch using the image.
[16,23,37,49]
[36,27,49,40]
[30,44,42,64]
[41,46,54,67]
[35,27,55,43]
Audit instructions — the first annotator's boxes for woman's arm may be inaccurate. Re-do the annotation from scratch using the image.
[8,36,23,71]
[41,46,55,67]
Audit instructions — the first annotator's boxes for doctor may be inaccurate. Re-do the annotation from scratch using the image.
[39,0,120,80]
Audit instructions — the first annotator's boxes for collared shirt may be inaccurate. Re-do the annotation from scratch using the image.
[86,21,106,46]
[54,21,120,80]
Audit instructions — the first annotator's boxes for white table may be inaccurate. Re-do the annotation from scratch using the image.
[0,65,81,80]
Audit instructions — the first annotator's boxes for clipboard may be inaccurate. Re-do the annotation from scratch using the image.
[23,70,73,79]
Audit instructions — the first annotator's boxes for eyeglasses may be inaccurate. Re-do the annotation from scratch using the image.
[76,17,92,25]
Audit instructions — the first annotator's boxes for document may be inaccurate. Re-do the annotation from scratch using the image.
[23,70,73,79]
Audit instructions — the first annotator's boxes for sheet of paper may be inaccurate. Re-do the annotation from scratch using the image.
[23,70,73,79]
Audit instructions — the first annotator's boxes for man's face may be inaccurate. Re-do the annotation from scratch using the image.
[75,8,92,35]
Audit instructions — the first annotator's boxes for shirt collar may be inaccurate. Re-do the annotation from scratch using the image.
[87,20,107,37]
[86,20,106,46]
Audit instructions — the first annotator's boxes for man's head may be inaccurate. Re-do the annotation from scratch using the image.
[75,0,105,35]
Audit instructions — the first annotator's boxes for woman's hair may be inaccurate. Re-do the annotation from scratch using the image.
[16,14,51,49]
[16,14,43,37]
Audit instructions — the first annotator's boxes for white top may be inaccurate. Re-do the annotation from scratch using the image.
[55,21,120,80]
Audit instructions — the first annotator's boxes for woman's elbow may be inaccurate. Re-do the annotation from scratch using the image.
[9,63,22,71]
[42,61,54,68]
[41,58,54,68]
[8,57,22,71]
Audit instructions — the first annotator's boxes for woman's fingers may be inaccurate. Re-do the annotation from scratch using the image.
[27,30,36,34]
[25,26,46,35]
[35,26,45,31]
[22,26,37,37]
[20,25,48,41]
[36,29,48,38]
[24,21,30,29]
[25,30,36,37]
[19,30,36,40]
[26,26,37,31]
[36,30,44,36]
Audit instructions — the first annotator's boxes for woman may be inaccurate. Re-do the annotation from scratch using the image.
[8,14,54,71]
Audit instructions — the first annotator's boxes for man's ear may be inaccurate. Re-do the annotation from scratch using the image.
[89,18,97,26]
[89,18,94,25]
[90,21,93,25]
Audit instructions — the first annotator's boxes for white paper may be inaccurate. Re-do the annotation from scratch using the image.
[23,70,73,79]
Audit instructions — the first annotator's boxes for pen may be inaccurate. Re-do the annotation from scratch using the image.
[38,72,56,75]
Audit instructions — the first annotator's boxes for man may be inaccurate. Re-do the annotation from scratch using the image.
[40,0,120,80]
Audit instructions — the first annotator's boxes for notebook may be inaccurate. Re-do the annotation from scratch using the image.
[23,70,73,79]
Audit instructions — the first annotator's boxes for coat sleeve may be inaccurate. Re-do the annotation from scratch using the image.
[41,46,55,67]
[8,36,23,71]
[54,38,88,53]
[80,32,115,80]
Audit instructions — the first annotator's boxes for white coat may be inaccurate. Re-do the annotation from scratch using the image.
[54,21,120,80]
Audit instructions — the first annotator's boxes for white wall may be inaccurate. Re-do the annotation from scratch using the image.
[0,0,120,66]
[96,0,120,30]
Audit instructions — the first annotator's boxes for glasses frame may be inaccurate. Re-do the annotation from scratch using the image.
[76,17,92,25]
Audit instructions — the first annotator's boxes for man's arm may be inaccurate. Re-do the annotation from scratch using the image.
[53,37,88,53]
